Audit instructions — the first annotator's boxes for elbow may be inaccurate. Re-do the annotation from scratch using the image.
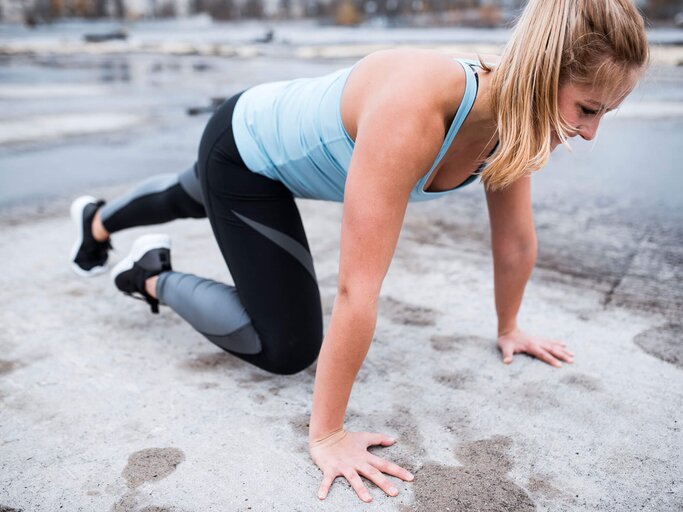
[336,281,381,311]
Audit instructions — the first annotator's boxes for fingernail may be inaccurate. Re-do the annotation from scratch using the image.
[389,487,398,495]
[407,472,414,480]
[388,437,395,443]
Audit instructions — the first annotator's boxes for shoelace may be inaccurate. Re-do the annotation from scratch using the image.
[125,291,160,314]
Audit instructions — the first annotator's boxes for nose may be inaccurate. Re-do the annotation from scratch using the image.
[579,119,599,141]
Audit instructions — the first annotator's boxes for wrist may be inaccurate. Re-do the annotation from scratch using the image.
[309,426,346,448]
[497,321,518,337]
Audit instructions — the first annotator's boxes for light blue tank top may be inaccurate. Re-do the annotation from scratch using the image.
[231,58,483,203]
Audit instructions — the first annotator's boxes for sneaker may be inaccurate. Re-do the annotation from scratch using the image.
[70,195,112,277]
[111,234,172,314]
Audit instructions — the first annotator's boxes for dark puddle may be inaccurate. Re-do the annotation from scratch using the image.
[560,372,603,392]
[0,359,21,376]
[430,334,490,352]
[122,447,185,489]
[63,287,87,297]
[494,377,564,412]
[402,436,536,512]
[382,406,427,470]
[196,382,219,390]
[433,369,476,390]
[633,323,683,369]
[527,476,563,499]
[180,351,246,372]
[111,448,186,512]
[289,413,311,453]
[380,297,438,327]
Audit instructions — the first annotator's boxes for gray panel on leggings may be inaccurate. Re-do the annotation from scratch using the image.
[231,210,317,283]
[205,323,262,356]
[100,173,178,223]
[156,271,262,354]
[178,164,204,205]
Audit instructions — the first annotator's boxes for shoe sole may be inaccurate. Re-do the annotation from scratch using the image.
[70,195,106,278]
[110,233,172,289]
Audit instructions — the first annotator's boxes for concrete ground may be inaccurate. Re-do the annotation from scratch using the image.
[0,182,681,511]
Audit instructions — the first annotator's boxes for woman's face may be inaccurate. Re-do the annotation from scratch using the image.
[551,76,637,150]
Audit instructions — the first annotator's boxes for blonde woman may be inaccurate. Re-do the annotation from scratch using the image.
[69,0,649,503]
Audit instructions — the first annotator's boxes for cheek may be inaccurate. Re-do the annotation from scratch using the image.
[558,105,577,124]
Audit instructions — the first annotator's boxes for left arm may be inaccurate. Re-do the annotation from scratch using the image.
[485,176,574,367]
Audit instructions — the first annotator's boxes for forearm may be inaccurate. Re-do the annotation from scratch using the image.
[309,293,378,443]
[492,247,536,335]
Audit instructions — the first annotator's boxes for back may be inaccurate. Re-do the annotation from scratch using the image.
[232,66,355,202]
[231,52,483,203]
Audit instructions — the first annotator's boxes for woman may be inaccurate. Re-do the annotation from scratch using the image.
[69,0,648,503]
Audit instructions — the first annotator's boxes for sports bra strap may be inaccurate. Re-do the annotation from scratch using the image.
[439,59,478,158]
[419,58,478,191]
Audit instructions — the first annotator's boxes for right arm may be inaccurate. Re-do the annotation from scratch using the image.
[308,54,455,503]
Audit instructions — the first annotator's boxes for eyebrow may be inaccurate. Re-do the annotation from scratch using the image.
[585,99,614,112]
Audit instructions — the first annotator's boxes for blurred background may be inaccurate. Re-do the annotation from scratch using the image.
[0,0,681,27]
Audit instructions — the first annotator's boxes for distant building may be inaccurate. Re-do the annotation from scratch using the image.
[0,0,677,24]
[1,0,31,22]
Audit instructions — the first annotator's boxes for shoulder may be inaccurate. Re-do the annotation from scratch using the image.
[340,51,466,201]
[347,48,468,121]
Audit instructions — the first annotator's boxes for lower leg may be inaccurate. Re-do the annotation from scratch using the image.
[145,275,159,299]
[92,210,109,242]
[155,271,263,356]
[99,167,205,235]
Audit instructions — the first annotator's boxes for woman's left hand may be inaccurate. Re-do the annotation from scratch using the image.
[497,327,574,367]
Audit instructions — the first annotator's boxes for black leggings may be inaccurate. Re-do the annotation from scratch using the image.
[101,91,323,375]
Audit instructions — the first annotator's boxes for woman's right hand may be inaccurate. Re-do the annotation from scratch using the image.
[308,429,415,503]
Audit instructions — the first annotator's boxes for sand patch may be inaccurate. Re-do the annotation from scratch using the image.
[402,436,536,512]
[633,323,683,369]
[122,448,185,489]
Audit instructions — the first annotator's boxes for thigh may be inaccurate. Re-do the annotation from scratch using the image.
[197,94,323,374]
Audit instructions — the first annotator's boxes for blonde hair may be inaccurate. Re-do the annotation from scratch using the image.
[479,0,650,190]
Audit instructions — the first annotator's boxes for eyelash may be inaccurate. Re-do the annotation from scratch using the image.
[580,106,598,116]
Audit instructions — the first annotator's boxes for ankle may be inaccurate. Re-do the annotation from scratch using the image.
[145,275,159,299]
[92,211,110,242]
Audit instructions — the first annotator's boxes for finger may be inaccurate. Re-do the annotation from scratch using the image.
[358,463,399,497]
[542,343,573,362]
[500,343,514,364]
[318,470,337,500]
[549,346,574,363]
[368,453,414,481]
[544,340,573,356]
[528,346,562,367]
[364,432,395,448]
[341,467,373,503]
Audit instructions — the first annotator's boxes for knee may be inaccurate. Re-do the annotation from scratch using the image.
[261,336,321,376]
